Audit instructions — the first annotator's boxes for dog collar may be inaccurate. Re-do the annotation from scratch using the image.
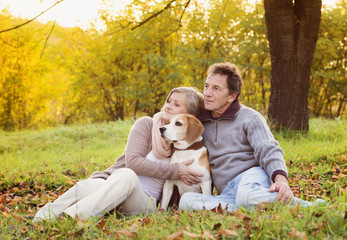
[173,141,204,151]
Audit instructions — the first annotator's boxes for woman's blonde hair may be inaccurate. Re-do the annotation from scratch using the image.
[164,87,204,116]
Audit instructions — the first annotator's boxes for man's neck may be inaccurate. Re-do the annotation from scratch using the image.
[198,99,241,121]
[211,102,232,118]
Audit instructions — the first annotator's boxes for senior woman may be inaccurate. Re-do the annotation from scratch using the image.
[33,87,204,221]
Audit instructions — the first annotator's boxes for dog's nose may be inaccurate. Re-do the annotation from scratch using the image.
[159,127,166,134]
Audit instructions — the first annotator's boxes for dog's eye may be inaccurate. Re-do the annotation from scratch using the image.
[175,121,183,126]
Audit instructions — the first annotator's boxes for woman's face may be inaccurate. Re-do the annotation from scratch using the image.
[162,92,189,124]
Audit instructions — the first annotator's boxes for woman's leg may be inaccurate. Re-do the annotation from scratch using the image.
[33,178,105,222]
[63,168,156,220]
[116,179,157,215]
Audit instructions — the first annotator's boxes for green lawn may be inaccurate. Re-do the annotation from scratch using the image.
[0,118,346,239]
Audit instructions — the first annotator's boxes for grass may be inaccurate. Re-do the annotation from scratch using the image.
[0,117,346,239]
[275,118,346,164]
[0,120,131,185]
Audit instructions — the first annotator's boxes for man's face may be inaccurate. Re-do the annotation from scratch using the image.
[203,73,236,118]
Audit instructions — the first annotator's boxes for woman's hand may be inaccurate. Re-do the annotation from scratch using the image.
[269,175,294,204]
[178,159,203,186]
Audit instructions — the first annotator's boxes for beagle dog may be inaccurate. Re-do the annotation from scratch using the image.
[159,114,212,209]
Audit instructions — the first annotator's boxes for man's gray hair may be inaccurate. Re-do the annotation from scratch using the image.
[208,62,243,98]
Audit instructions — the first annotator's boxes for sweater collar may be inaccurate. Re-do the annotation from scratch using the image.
[198,99,241,121]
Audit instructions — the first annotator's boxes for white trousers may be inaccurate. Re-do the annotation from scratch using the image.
[33,168,157,221]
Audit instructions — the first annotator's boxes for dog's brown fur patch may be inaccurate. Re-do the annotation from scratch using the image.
[199,149,211,175]
[186,115,204,144]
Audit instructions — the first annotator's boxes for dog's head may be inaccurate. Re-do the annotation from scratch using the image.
[159,114,204,149]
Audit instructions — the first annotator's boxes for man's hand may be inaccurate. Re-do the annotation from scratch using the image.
[269,174,294,204]
[178,159,203,186]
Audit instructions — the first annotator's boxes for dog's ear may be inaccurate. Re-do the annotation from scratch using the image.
[186,115,204,144]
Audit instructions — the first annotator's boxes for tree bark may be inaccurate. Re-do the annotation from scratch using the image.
[264,0,321,131]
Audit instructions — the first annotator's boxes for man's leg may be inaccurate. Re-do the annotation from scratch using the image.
[235,167,325,207]
[179,178,240,211]
[235,167,276,207]
[179,192,237,211]
[33,178,105,222]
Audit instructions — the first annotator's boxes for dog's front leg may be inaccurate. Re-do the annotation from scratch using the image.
[200,179,212,195]
[160,180,175,209]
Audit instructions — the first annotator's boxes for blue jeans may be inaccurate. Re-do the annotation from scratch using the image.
[179,167,321,211]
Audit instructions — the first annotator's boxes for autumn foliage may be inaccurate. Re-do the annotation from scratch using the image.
[0,1,346,131]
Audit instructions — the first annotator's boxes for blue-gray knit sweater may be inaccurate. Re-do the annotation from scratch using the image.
[198,100,288,194]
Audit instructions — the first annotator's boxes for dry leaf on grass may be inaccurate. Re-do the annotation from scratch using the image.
[117,229,136,238]
[288,227,308,240]
[182,230,201,238]
[201,230,214,239]
[218,229,239,237]
[166,231,183,240]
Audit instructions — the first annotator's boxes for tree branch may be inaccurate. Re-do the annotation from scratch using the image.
[0,36,17,48]
[0,0,64,34]
[40,20,56,58]
[160,0,191,41]
[131,0,177,30]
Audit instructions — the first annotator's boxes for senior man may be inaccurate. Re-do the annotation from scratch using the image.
[179,62,323,211]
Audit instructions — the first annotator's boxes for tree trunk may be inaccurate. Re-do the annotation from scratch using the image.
[264,0,321,131]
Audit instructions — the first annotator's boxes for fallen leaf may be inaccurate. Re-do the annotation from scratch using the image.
[2,211,10,218]
[211,203,225,213]
[127,222,139,233]
[98,218,106,231]
[229,223,237,231]
[182,230,201,238]
[0,195,6,204]
[213,223,222,230]
[288,227,307,240]
[257,201,274,211]
[20,227,27,234]
[142,216,151,226]
[201,230,214,239]
[73,229,85,237]
[290,203,300,216]
[117,229,136,238]
[12,212,25,221]
[51,227,60,233]
[313,211,324,217]
[35,184,45,191]
[0,204,10,213]
[218,229,238,237]
[65,180,74,185]
[235,210,251,222]
[166,231,183,240]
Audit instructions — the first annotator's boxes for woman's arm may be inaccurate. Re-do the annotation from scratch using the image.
[125,117,180,180]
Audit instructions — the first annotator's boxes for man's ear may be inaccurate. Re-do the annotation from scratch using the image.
[227,92,237,103]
